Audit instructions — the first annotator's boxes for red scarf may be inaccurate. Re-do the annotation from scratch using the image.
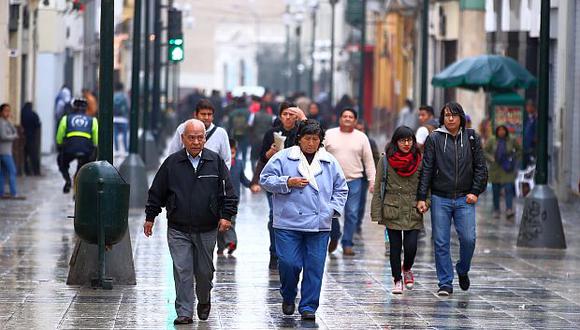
[388,151,421,177]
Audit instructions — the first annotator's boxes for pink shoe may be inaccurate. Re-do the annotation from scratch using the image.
[392,280,403,294]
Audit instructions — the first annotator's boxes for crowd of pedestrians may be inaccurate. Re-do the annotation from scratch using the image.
[138,88,497,323]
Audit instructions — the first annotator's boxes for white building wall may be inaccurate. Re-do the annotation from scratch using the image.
[35,53,66,153]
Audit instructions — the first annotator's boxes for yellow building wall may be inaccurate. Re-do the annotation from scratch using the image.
[373,12,416,115]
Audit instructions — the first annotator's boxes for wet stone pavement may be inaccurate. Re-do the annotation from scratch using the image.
[1,155,580,329]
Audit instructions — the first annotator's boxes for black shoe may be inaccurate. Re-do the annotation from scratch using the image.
[437,286,453,296]
[301,310,316,321]
[268,255,278,270]
[173,316,193,325]
[282,302,295,315]
[197,303,211,320]
[328,239,339,253]
[63,181,71,194]
[459,273,470,291]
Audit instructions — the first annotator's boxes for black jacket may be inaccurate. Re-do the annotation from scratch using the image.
[417,127,488,201]
[259,125,298,163]
[145,148,238,233]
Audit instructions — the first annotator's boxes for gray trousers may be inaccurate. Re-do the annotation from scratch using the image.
[167,227,217,318]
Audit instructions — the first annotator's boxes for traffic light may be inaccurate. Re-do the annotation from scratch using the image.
[167,9,183,62]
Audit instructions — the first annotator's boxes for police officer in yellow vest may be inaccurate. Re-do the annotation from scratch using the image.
[56,98,98,193]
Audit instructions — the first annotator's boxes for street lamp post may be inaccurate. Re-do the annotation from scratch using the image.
[283,6,292,96]
[420,0,428,106]
[516,0,566,249]
[308,1,319,99]
[357,0,366,116]
[294,14,304,93]
[329,0,338,107]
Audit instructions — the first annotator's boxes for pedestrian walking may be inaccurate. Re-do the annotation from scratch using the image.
[144,119,238,324]
[226,98,251,167]
[523,100,538,167]
[113,83,130,154]
[396,99,419,131]
[20,102,41,176]
[216,139,251,256]
[415,105,439,151]
[249,104,274,170]
[416,102,488,296]
[54,86,71,124]
[0,103,24,199]
[260,119,348,321]
[82,88,98,117]
[250,102,305,270]
[484,125,521,220]
[324,108,376,256]
[56,98,98,194]
[371,126,425,294]
[168,99,231,168]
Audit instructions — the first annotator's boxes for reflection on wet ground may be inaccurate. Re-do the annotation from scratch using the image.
[0,156,579,329]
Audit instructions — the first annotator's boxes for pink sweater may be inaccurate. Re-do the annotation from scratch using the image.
[324,127,376,182]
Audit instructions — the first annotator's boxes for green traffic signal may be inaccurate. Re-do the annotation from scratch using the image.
[168,38,184,62]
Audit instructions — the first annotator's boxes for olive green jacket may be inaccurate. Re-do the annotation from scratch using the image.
[483,136,522,184]
[370,155,425,230]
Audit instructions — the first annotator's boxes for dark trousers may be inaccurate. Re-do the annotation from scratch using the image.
[24,140,40,175]
[386,229,419,282]
[58,152,94,183]
[266,192,276,257]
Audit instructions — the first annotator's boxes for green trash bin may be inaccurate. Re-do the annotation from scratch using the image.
[74,160,130,245]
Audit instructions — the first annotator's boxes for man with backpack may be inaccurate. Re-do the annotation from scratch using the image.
[416,102,488,296]
[113,82,130,154]
[249,105,274,169]
[227,98,251,167]
[415,105,439,152]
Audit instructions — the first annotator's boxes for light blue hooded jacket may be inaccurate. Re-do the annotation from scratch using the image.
[260,146,349,232]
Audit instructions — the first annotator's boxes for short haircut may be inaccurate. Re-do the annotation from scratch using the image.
[339,108,358,119]
[419,105,434,116]
[0,103,9,112]
[183,119,206,135]
[229,138,238,149]
[295,119,325,149]
[278,101,297,115]
[195,99,215,114]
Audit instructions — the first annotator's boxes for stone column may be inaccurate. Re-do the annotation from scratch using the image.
[0,0,9,103]
[456,0,486,129]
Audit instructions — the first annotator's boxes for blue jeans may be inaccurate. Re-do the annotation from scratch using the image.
[431,195,476,289]
[267,192,276,257]
[341,178,363,248]
[356,179,369,231]
[274,229,329,313]
[113,122,129,152]
[0,154,18,196]
[492,183,514,211]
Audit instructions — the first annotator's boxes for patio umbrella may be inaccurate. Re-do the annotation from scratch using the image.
[431,55,537,91]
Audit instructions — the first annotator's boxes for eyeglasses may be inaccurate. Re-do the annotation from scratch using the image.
[444,113,459,119]
[398,138,413,145]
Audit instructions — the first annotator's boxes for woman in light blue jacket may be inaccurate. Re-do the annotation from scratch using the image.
[260,120,348,321]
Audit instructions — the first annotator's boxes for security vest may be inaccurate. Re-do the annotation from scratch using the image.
[65,114,93,140]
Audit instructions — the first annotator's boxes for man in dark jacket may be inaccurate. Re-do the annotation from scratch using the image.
[416,102,488,297]
[144,119,238,324]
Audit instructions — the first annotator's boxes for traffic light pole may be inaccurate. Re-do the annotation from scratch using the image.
[152,0,162,135]
[119,0,148,208]
[329,0,337,107]
[517,0,565,249]
[97,0,114,163]
[140,0,160,170]
[420,0,428,106]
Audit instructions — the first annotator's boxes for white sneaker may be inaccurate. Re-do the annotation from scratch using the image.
[392,280,403,294]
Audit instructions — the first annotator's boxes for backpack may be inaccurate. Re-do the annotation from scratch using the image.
[229,108,249,138]
[252,110,273,139]
[113,93,128,117]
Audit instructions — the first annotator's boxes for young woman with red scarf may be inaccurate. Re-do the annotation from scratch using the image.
[370,126,427,294]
